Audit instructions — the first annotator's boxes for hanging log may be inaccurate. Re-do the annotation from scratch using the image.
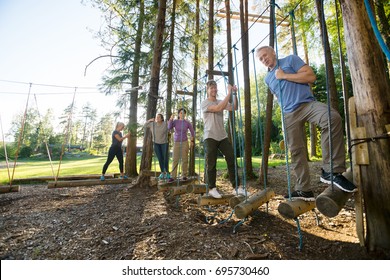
[198,194,235,206]
[316,186,352,217]
[158,176,198,187]
[234,189,275,219]
[47,178,130,189]
[0,185,20,193]
[278,200,316,219]
[186,184,207,194]
[229,195,246,208]
[168,185,189,196]
[13,174,115,184]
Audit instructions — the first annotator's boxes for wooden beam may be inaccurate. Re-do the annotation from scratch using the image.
[234,188,275,219]
[158,176,198,187]
[0,185,20,193]
[13,174,115,184]
[206,69,229,77]
[47,178,130,189]
[198,194,235,206]
[176,90,193,96]
[217,9,290,27]
[186,184,207,194]
[168,185,188,197]
[316,186,352,217]
[278,200,315,219]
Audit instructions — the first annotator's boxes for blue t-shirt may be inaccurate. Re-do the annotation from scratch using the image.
[265,55,315,113]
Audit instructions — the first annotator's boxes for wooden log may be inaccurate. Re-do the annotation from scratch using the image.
[0,185,20,193]
[47,178,130,189]
[158,176,197,187]
[229,195,246,208]
[278,200,316,219]
[316,186,352,217]
[169,185,189,196]
[13,174,115,184]
[186,184,207,194]
[234,189,275,219]
[198,194,235,206]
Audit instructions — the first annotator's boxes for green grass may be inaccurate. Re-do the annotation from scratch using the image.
[0,155,287,185]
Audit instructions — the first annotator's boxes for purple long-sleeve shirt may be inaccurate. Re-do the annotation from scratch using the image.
[168,119,195,142]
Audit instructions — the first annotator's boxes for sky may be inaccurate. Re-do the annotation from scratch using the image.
[0,0,118,141]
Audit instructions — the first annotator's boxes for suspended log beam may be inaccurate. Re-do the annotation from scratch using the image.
[13,174,115,184]
[278,200,316,219]
[234,189,275,219]
[229,195,246,208]
[0,185,20,193]
[217,9,290,27]
[206,69,229,77]
[198,194,235,206]
[316,186,352,218]
[168,185,188,197]
[186,184,207,194]
[47,178,130,189]
[158,176,198,187]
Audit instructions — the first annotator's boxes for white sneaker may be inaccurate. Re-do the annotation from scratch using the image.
[208,188,222,199]
[232,187,246,196]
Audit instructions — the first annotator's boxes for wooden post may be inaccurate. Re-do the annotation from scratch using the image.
[278,200,315,219]
[349,97,366,246]
[169,185,188,196]
[198,194,235,206]
[229,195,246,208]
[234,189,275,219]
[0,185,20,193]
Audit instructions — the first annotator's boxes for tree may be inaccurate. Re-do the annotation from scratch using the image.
[339,0,390,253]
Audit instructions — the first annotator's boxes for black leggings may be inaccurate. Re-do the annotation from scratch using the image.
[102,145,124,174]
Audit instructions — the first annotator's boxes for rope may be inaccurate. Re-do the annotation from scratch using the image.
[0,114,11,184]
[271,0,302,250]
[251,50,267,189]
[33,94,55,178]
[55,87,77,184]
[319,0,335,190]
[364,0,390,61]
[9,83,32,188]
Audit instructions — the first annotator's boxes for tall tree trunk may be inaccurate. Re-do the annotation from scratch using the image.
[189,0,200,177]
[137,0,167,187]
[166,0,176,123]
[315,0,339,111]
[208,0,214,80]
[260,2,275,185]
[340,0,390,252]
[126,0,145,177]
[239,0,253,178]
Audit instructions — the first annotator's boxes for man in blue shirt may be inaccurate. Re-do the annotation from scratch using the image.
[256,46,356,201]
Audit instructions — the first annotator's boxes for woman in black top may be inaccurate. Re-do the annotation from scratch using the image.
[101,122,130,181]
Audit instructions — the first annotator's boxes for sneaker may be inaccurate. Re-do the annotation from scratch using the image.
[284,190,315,201]
[232,186,246,196]
[182,177,188,181]
[120,175,128,179]
[208,188,222,199]
[167,178,175,183]
[100,175,105,181]
[320,169,357,193]
[165,173,171,179]
[158,173,165,180]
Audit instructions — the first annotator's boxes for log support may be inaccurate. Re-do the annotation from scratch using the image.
[278,200,316,219]
[186,184,207,194]
[0,185,20,193]
[47,178,130,189]
[198,194,235,206]
[234,189,275,219]
[316,186,351,217]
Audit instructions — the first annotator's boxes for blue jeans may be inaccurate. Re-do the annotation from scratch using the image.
[154,143,169,172]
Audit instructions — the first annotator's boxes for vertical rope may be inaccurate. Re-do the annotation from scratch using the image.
[10,83,32,188]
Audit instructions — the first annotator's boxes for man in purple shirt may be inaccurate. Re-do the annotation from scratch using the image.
[167,108,195,182]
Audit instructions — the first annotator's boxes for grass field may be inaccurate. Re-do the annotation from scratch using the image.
[0,154,286,184]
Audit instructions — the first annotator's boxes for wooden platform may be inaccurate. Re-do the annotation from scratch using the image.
[47,178,130,189]
[198,194,235,206]
[278,199,316,219]
[13,174,116,184]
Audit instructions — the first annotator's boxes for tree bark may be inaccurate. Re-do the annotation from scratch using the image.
[340,0,390,252]
[137,0,167,187]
